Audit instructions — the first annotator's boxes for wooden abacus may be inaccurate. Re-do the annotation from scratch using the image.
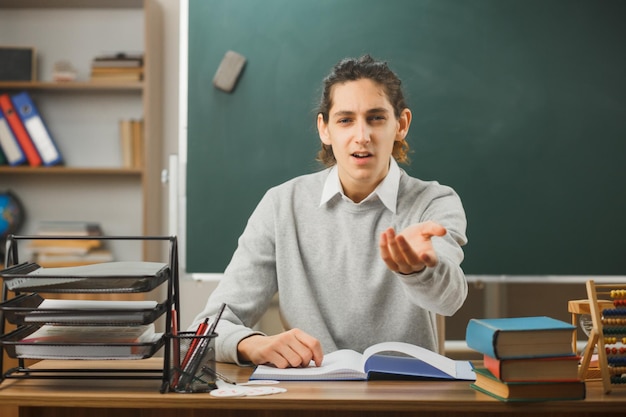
[568,298,613,380]
[580,280,626,394]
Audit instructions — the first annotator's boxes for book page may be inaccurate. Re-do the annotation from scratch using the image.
[363,341,457,377]
[251,349,366,380]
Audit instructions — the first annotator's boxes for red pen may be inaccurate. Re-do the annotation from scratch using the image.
[180,318,208,371]
[171,308,181,387]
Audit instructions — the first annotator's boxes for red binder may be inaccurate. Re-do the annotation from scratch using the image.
[0,93,42,166]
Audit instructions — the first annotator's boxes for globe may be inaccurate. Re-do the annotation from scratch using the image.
[0,190,25,242]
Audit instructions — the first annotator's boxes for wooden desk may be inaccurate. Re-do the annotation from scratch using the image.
[0,358,624,417]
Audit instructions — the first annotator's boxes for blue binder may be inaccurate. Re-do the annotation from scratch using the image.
[11,91,62,166]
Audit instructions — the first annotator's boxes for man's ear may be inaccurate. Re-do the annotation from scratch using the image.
[317,113,331,145]
[396,108,412,141]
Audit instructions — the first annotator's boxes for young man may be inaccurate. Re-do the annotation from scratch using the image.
[191,55,468,368]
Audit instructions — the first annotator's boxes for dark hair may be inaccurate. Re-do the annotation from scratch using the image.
[316,55,410,167]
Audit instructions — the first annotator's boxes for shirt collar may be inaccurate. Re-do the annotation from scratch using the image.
[319,157,400,213]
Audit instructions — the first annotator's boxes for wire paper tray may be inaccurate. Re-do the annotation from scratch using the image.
[0,293,168,326]
[1,262,170,293]
[3,366,166,381]
[1,235,180,393]
[0,325,165,360]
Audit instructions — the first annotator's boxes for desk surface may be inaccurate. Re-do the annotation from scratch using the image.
[0,358,625,417]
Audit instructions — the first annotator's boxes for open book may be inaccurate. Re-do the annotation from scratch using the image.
[250,341,476,381]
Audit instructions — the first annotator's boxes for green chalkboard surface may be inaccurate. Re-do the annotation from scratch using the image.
[186,0,625,275]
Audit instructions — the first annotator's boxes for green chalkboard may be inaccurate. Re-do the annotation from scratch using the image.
[186,0,626,275]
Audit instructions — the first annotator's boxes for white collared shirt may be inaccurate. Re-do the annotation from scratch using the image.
[319,157,400,213]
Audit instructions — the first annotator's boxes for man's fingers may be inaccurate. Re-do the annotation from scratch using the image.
[283,345,311,368]
[379,229,399,271]
[385,229,411,264]
[293,329,324,367]
[271,328,323,368]
[421,221,447,238]
[380,228,427,274]
[381,224,447,273]
[239,329,323,368]
[395,235,422,266]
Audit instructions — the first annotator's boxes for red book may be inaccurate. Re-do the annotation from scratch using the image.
[483,354,580,382]
[0,93,42,166]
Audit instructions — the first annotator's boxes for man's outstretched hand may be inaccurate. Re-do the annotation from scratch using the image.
[379,221,447,274]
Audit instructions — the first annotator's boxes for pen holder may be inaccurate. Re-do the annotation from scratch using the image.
[167,331,218,393]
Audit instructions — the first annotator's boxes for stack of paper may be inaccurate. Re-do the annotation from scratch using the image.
[24,299,159,324]
[15,323,162,359]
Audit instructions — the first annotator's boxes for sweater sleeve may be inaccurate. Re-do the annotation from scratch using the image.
[188,190,280,364]
[394,182,468,316]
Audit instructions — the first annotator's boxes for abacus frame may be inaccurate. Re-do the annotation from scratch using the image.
[582,280,626,394]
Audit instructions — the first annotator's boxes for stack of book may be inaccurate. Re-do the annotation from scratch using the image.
[465,316,585,402]
[0,91,63,167]
[29,221,113,267]
[90,52,143,82]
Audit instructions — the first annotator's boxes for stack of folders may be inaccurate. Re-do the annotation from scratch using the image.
[0,91,62,167]
[465,316,585,402]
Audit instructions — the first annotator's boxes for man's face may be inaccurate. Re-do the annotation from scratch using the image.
[317,78,409,202]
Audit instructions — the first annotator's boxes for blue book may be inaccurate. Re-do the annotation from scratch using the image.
[0,104,26,165]
[466,316,575,360]
[11,91,62,166]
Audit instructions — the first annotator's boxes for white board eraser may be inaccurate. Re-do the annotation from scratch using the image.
[213,51,247,93]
